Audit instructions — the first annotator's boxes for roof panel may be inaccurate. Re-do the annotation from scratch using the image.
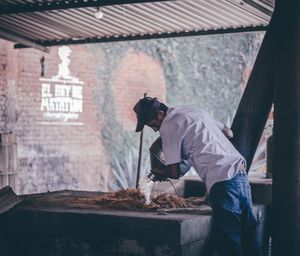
[0,0,275,51]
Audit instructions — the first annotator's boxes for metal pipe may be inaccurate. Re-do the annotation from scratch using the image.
[135,129,143,189]
[135,93,147,189]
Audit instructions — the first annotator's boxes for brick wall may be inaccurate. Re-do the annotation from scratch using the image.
[0,40,112,194]
[113,50,166,131]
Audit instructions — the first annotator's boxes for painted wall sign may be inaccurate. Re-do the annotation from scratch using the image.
[39,46,84,125]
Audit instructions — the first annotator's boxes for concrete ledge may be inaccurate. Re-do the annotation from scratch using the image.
[249,177,272,205]
[2,208,212,246]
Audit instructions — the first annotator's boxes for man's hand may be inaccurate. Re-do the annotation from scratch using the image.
[222,126,233,139]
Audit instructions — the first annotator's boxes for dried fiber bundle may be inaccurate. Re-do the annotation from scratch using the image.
[97,189,190,210]
[21,189,206,212]
[113,188,145,201]
[95,188,150,210]
[151,193,187,209]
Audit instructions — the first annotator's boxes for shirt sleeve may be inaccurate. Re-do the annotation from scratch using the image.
[214,119,225,130]
[160,120,184,165]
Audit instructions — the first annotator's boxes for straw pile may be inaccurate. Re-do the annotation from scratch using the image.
[96,188,188,210]
[20,188,207,212]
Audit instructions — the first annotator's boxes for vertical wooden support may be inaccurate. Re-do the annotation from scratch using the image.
[272,1,300,255]
[0,133,17,191]
[230,26,274,172]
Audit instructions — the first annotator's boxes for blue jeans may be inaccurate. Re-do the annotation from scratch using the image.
[208,172,262,256]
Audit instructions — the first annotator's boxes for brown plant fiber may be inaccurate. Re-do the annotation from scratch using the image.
[68,188,202,210]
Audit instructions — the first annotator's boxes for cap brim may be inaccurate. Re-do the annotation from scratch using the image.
[135,119,145,132]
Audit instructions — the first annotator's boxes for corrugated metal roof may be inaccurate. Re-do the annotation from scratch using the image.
[0,0,275,52]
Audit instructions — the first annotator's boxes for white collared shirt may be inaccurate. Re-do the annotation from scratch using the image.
[159,106,246,192]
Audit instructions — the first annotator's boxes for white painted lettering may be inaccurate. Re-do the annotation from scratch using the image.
[41,98,49,111]
[41,84,52,97]
[39,46,84,125]
[72,86,83,99]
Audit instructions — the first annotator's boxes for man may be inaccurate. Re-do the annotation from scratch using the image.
[133,96,261,256]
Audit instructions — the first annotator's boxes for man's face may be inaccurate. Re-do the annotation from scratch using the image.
[146,119,160,132]
[145,111,165,132]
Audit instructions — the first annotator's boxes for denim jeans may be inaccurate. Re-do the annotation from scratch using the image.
[208,171,262,256]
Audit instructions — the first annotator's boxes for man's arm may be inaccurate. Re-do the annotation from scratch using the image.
[151,163,181,180]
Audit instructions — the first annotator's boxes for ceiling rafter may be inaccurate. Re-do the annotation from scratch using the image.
[0,27,49,52]
[14,25,268,49]
[0,0,171,15]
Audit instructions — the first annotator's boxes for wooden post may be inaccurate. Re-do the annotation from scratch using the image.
[272,1,300,255]
[0,133,17,191]
[230,24,274,172]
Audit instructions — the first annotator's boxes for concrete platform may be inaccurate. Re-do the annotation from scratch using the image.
[0,190,269,256]
[1,208,212,256]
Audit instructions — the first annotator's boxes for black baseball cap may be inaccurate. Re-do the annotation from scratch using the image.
[133,97,161,132]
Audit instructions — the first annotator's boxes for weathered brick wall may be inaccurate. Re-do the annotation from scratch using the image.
[0,32,264,194]
[113,50,167,131]
[0,40,111,194]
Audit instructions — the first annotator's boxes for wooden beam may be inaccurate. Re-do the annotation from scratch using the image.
[230,23,273,172]
[272,0,300,255]
[0,28,49,53]
[14,25,268,49]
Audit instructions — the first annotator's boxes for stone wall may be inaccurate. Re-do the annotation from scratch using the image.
[0,32,264,194]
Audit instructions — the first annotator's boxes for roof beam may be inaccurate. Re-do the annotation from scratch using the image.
[243,0,274,16]
[0,28,49,53]
[225,0,273,17]
[14,25,268,49]
[0,0,171,15]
